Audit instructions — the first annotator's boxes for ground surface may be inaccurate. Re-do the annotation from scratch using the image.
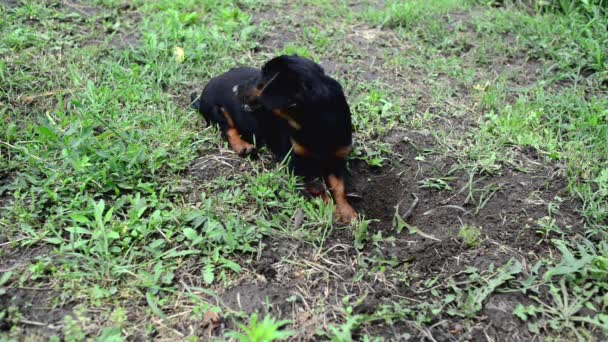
[1,0,607,341]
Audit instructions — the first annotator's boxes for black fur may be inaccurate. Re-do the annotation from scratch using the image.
[191,55,356,222]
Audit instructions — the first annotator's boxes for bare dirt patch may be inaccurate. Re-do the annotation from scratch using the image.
[56,1,141,49]
[347,130,581,270]
[0,245,73,339]
[0,288,73,337]
[188,150,246,184]
[0,244,51,273]
[0,0,20,9]
[221,283,299,320]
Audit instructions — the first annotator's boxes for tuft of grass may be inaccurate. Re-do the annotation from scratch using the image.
[364,0,471,28]
[470,1,608,80]
[458,224,482,247]
[225,314,295,342]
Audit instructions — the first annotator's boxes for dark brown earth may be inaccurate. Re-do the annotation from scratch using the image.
[0,0,20,9]
[187,126,581,340]
[0,288,73,338]
[0,244,73,338]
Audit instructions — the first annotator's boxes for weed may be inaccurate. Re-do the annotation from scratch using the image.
[325,301,365,342]
[353,218,372,250]
[364,0,470,29]
[535,216,565,242]
[447,260,522,317]
[225,313,294,342]
[458,224,482,247]
[418,177,454,191]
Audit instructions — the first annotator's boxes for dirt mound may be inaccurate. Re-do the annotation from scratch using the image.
[348,131,580,275]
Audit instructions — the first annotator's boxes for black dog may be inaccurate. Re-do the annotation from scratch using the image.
[191,55,356,223]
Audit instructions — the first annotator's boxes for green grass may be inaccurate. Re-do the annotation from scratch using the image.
[226,313,294,342]
[363,0,471,28]
[1,0,608,340]
[0,0,292,337]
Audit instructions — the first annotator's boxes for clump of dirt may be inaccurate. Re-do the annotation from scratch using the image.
[0,288,73,337]
[53,0,142,49]
[221,283,299,320]
[0,0,20,9]
[188,150,245,183]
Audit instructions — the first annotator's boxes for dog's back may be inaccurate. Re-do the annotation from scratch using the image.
[192,67,262,143]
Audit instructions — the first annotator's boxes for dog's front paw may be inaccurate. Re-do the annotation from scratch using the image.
[335,202,357,224]
[233,141,255,156]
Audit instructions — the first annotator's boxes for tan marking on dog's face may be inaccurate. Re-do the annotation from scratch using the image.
[273,109,301,130]
[252,86,262,97]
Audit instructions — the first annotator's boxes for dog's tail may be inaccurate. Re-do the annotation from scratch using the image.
[190,92,201,112]
[190,91,211,126]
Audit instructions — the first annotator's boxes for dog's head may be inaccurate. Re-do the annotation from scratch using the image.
[234,55,327,113]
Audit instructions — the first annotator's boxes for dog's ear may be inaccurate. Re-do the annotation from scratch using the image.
[261,55,290,76]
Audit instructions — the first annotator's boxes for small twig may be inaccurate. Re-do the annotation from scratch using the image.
[346,193,362,199]
[293,208,304,229]
[17,285,56,291]
[397,193,419,220]
[392,294,423,303]
[61,0,90,17]
[410,322,438,342]
[21,319,58,329]
[18,89,72,104]
[0,265,22,272]
[258,72,280,96]
[0,237,29,247]
[422,204,467,216]
[87,111,130,144]
[0,141,48,165]
[299,259,344,280]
